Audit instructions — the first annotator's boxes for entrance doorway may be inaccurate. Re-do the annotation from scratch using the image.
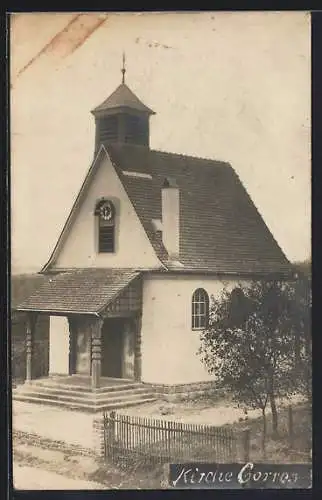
[102,318,124,378]
[74,329,91,375]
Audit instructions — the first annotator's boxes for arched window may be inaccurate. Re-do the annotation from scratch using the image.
[94,199,115,253]
[230,287,245,305]
[192,288,209,330]
[229,287,247,325]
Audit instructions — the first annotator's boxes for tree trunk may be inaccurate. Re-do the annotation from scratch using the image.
[261,409,267,458]
[269,392,278,437]
[294,331,300,373]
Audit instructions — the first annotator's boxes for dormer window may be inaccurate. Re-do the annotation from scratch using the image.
[94,199,115,253]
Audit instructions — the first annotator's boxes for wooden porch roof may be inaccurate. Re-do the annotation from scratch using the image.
[14,268,141,316]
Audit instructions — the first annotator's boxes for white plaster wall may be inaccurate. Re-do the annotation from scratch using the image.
[49,316,69,375]
[141,275,248,384]
[53,152,161,269]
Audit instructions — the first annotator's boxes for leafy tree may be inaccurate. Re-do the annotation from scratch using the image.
[198,277,311,442]
[290,265,312,397]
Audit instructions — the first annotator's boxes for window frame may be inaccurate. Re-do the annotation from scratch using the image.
[98,220,115,253]
[94,199,116,254]
[191,288,209,331]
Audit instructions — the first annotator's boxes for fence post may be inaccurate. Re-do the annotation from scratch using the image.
[242,427,250,463]
[288,405,294,449]
[109,410,116,460]
[109,410,116,435]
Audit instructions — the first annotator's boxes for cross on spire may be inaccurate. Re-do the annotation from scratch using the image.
[121,52,126,84]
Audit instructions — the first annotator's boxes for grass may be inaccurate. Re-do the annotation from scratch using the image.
[109,401,311,467]
[86,400,312,487]
[87,462,165,489]
[223,401,311,464]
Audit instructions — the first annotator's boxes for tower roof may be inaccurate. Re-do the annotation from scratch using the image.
[92,83,155,116]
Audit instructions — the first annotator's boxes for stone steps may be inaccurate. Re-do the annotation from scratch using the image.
[28,379,142,393]
[12,378,157,413]
[14,383,149,400]
[13,387,155,406]
[12,393,157,413]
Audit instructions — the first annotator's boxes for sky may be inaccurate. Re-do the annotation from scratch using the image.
[10,12,311,274]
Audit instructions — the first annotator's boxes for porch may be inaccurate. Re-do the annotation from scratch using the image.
[13,374,156,412]
[14,269,144,392]
[34,374,135,389]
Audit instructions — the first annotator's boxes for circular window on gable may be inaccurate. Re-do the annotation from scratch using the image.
[95,199,115,222]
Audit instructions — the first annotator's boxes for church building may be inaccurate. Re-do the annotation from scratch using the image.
[14,61,292,410]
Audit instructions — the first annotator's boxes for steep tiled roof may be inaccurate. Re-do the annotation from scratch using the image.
[92,83,155,115]
[15,269,141,314]
[105,144,292,276]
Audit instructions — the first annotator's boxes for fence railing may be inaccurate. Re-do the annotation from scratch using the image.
[103,411,237,466]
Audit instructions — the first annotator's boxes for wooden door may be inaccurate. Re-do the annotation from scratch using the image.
[102,319,124,378]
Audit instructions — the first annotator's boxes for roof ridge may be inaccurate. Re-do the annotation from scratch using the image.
[107,143,232,167]
[150,148,230,165]
[46,267,142,274]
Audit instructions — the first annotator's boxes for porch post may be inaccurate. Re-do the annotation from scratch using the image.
[91,317,104,390]
[25,313,37,382]
[134,314,142,381]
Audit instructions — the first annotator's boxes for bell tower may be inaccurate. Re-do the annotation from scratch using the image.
[91,54,155,155]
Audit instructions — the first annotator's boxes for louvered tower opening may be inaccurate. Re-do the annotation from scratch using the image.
[124,114,149,146]
[98,116,118,143]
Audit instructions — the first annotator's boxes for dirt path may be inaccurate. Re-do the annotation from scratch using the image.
[13,465,106,490]
[12,401,94,448]
[13,440,162,489]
